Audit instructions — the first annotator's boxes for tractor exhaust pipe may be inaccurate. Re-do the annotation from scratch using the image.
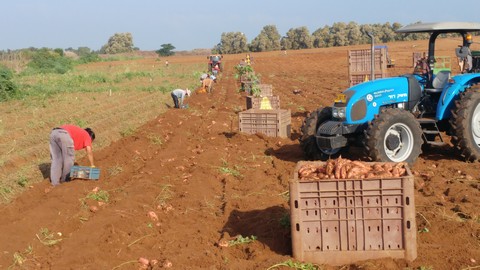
[367,32,375,81]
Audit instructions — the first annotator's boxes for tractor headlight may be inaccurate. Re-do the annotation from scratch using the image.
[332,107,346,120]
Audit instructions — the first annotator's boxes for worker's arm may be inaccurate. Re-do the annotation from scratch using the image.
[85,145,94,167]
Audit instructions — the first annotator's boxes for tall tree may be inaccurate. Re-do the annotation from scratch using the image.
[156,43,176,56]
[100,33,135,54]
[283,27,313,50]
[312,25,331,48]
[215,32,248,54]
[250,25,281,52]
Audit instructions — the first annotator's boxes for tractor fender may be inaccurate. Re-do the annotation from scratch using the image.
[344,77,410,124]
[436,73,480,120]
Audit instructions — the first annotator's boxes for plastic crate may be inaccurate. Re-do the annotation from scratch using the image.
[70,166,101,180]
[257,84,273,96]
[246,95,280,110]
[239,109,291,138]
[290,161,417,266]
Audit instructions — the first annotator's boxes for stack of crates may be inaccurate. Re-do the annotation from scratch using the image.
[245,84,280,110]
[239,84,291,138]
[289,161,417,266]
[348,48,388,87]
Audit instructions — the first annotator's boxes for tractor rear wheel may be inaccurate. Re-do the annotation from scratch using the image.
[300,107,342,160]
[449,87,480,161]
[365,108,423,165]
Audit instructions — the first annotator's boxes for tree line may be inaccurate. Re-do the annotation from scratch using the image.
[213,21,433,54]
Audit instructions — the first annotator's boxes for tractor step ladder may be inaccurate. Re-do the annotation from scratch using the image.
[418,118,446,146]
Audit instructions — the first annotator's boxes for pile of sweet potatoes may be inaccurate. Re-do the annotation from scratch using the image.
[297,157,407,181]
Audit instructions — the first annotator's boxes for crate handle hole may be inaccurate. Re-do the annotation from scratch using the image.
[294,200,298,208]
[296,223,300,232]
[406,196,410,205]
[316,246,321,250]
[407,220,411,229]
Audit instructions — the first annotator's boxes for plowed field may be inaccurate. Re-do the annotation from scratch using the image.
[1,38,479,270]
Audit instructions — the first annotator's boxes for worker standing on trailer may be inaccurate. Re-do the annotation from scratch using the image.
[49,125,95,185]
[171,88,191,108]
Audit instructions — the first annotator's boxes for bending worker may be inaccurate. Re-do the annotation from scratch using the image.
[171,88,191,108]
[49,125,95,185]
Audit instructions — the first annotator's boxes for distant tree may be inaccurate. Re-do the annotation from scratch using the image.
[250,25,281,52]
[77,47,92,57]
[283,27,313,50]
[216,32,248,54]
[100,33,135,54]
[345,22,363,45]
[156,43,176,56]
[54,48,64,57]
[312,26,331,48]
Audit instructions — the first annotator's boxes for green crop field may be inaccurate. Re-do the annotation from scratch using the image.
[0,57,204,202]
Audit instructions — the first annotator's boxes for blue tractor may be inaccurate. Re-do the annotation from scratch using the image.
[300,22,480,164]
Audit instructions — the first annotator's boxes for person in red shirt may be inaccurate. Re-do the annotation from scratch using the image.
[49,125,95,185]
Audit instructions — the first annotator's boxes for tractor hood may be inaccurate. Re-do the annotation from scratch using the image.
[338,77,410,124]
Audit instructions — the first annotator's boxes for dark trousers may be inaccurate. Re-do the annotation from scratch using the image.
[171,93,180,108]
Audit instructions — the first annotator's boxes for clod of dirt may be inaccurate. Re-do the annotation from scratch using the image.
[89,205,98,213]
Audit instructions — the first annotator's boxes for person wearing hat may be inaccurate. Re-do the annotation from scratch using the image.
[171,88,191,108]
[49,125,96,185]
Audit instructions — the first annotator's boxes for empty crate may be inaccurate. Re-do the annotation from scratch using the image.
[290,161,417,266]
[239,109,291,138]
[70,166,101,180]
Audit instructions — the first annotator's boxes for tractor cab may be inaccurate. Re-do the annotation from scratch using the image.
[300,22,480,164]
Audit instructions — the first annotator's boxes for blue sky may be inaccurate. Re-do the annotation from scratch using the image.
[1,0,479,51]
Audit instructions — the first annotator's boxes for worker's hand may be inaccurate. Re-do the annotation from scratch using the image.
[90,165,96,168]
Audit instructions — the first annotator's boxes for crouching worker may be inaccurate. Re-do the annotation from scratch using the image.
[171,88,191,108]
[49,125,95,185]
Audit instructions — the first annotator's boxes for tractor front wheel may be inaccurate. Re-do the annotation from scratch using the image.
[300,107,342,160]
[450,87,480,161]
[365,108,423,164]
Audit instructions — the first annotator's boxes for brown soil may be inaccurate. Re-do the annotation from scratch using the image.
[1,39,480,270]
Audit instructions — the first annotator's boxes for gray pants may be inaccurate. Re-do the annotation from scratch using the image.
[49,128,75,185]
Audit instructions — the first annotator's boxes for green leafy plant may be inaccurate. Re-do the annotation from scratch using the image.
[219,159,242,178]
[17,176,29,187]
[0,65,18,101]
[228,235,257,246]
[36,228,62,246]
[85,189,110,203]
[267,259,320,270]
